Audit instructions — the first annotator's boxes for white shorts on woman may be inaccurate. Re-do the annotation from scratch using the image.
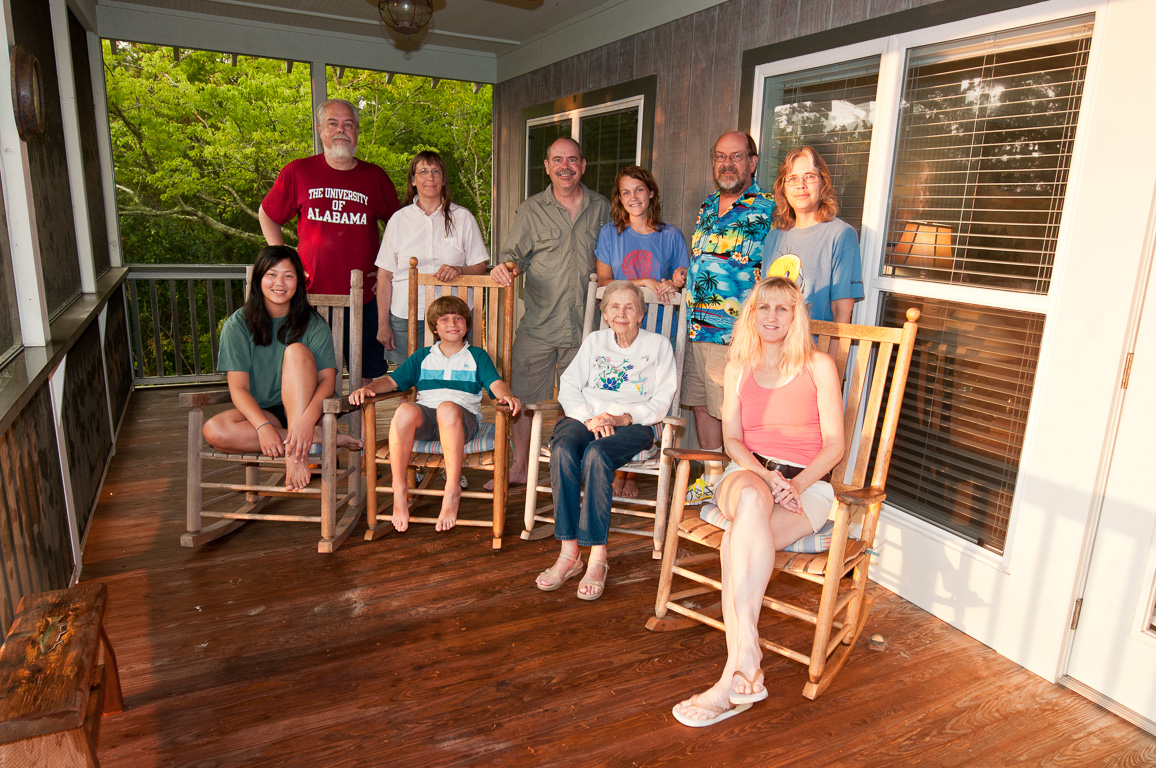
[718,459,835,533]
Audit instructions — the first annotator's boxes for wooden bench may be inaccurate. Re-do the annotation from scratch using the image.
[0,582,124,767]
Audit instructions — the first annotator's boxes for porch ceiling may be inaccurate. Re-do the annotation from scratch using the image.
[91,0,729,82]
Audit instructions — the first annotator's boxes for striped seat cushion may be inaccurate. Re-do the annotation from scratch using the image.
[699,503,836,553]
[413,422,499,455]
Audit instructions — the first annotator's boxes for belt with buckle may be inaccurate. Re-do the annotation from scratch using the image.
[753,453,805,479]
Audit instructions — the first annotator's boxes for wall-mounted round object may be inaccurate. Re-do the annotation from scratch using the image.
[10,45,46,140]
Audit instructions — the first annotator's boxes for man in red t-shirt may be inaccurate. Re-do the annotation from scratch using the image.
[259,98,400,377]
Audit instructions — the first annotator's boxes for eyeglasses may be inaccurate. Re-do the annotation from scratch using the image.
[784,172,820,187]
[415,168,443,178]
[713,151,750,164]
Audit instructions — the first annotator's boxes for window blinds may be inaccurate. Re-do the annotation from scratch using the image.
[759,56,880,235]
[878,294,1045,553]
[882,15,1094,294]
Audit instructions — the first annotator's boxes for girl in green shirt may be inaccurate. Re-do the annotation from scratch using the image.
[205,246,361,491]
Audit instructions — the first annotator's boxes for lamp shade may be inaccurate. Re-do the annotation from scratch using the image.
[378,0,433,35]
[892,220,953,270]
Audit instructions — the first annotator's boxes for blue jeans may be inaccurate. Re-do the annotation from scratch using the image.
[548,416,657,546]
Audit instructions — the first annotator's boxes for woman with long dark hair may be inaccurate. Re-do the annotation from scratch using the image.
[203,245,361,491]
[375,150,489,363]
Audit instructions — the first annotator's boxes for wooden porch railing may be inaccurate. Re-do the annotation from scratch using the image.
[125,264,247,385]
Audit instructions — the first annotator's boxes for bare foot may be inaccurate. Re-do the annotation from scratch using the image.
[484,473,527,492]
[535,552,582,590]
[577,558,608,599]
[435,487,461,531]
[614,471,640,499]
[285,457,312,491]
[391,487,410,532]
[673,682,732,724]
[336,433,364,450]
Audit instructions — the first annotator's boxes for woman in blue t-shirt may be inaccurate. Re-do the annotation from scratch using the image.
[595,166,690,304]
[595,166,689,497]
[204,245,361,491]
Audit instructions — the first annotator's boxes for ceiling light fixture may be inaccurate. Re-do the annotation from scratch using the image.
[377,0,433,36]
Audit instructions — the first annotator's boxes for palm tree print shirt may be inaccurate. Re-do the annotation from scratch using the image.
[685,182,775,345]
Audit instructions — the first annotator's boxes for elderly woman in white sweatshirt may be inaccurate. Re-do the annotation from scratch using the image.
[534,280,677,601]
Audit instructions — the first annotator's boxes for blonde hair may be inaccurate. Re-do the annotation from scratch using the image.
[727,276,814,377]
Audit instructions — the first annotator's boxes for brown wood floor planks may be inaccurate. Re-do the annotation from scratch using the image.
[78,388,1156,768]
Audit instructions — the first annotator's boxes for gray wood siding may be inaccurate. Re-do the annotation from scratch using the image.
[64,322,113,539]
[104,288,134,428]
[493,0,948,253]
[0,386,72,636]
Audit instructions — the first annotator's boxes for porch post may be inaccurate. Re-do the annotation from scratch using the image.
[311,60,327,156]
[49,0,97,294]
[0,5,50,346]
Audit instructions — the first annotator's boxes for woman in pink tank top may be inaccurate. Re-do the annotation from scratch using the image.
[673,276,845,727]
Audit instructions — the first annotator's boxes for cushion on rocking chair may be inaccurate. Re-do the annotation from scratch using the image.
[699,503,836,553]
[413,422,499,455]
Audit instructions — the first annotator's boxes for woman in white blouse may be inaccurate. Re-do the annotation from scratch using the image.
[375,151,489,364]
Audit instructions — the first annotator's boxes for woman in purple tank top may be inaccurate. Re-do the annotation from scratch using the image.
[673,276,845,727]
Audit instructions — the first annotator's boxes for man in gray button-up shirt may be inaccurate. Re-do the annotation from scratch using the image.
[492,137,610,484]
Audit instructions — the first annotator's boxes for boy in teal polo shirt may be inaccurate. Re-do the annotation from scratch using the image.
[350,295,520,532]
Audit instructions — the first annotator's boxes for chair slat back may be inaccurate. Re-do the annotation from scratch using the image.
[407,259,515,391]
[812,309,920,491]
[242,266,363,399]
[583,275,689,417]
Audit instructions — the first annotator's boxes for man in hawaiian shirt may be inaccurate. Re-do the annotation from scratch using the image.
[681,131,776,504]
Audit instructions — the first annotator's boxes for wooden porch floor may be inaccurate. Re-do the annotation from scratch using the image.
[80,388,1156,767]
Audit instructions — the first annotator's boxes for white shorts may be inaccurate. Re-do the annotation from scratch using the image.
[718,460,835,533]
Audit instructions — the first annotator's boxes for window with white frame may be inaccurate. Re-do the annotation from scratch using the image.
[526,96,643,202]
[757,56,881,236]
[523,78,655,203]
[752,9,1095,554]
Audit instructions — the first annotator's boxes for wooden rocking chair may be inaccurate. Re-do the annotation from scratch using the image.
[361,258,516,549]
[648,308,920,699]
[521,274,689,558]
[179,270,364,554]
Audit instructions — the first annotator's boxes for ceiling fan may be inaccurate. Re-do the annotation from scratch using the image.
[375,0,540,37]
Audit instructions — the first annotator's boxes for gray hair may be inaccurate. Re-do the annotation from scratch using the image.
[602,280,646,312]
[316,98,360,128]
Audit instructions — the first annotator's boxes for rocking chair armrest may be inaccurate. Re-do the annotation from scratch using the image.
[661,415,687,428]
[179,390,231,408]
[355,389,409,418]
[834,485,887,506]
[323,396,360,416]
[665,447,728,463]
[525,400,562,414]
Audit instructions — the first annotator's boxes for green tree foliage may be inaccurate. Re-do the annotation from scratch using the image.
[104,42,493,378]
[104,42,494,265]
[329,69,493,247]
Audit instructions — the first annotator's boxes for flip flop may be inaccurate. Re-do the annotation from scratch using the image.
[536,554,583,592]
[729,670,767,704]
[576,559,609,601]
[672,695,752,727]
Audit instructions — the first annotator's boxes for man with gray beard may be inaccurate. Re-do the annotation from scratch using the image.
[681,131,776,505]
[260,98,400,377]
